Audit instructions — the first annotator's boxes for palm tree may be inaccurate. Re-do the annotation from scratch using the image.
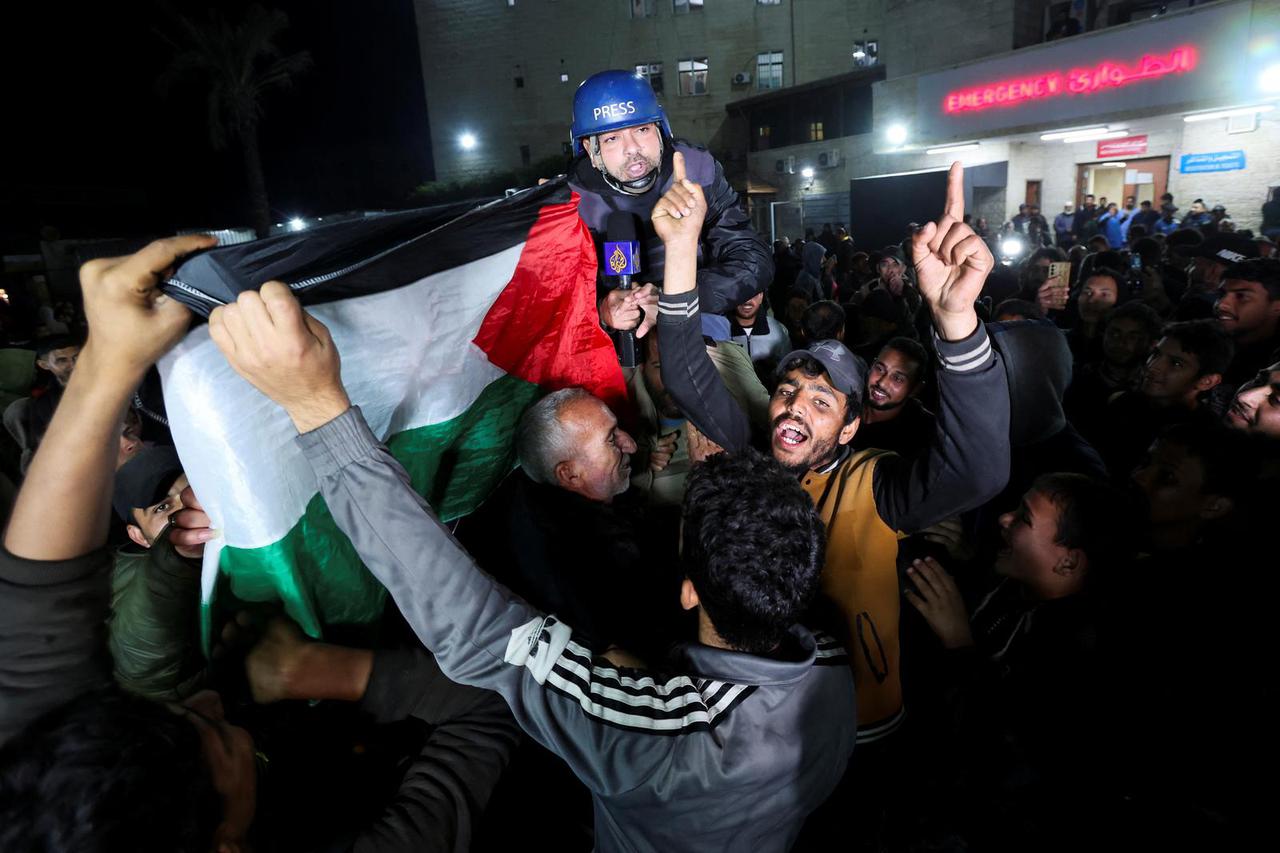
[157,5,312,237]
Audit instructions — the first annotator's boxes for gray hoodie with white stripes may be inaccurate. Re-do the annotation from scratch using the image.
[298,407,857,853]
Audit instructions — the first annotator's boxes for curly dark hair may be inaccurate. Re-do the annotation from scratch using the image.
[1160,319,1235,378]
[0,687,223,852]
[681,449,826,653]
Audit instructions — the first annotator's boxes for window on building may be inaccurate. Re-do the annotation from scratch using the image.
[756,124,773,150]
[757,0,782,5]
[520,144,531,166]
[562,141,573,156]
[756,51,783,91]
[560,73,569,83]
[678,58,708,96]
[631,0,656,17]
[514,76,524,89]
[809,122,825,142]
[673,0,704,14]
[636,62,664,94]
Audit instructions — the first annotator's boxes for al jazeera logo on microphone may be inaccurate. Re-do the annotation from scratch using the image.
[603,240,640,276]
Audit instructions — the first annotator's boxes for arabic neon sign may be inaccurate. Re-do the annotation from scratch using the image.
[943,46,1198,114]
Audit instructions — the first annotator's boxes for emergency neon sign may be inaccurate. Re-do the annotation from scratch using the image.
[943,46,1198,114]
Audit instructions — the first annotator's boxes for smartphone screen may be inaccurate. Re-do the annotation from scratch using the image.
[1130,254,1143,271]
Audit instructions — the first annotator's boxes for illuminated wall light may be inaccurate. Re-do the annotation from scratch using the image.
[288,217,306,232]
[1183,104,1275,122]
[1039,124,1106,140]
[800,167,815,179]
[1261,64,1280,93]
[1059,129,1130,143]
[886,123,908,145]
[458,132,478,150]
[925,142,980,154]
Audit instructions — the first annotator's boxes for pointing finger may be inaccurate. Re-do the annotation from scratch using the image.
[944,161,964,224]
[672,150,687,184]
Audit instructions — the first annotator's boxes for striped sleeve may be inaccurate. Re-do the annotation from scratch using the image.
[932,322,995,373]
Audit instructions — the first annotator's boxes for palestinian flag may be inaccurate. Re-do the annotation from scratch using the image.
[157,182,625,647]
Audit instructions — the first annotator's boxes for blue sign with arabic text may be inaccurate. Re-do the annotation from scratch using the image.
[1179,150,1246,174]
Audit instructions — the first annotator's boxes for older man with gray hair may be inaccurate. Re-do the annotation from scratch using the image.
[458,387,683,663]
[515,387,637,503]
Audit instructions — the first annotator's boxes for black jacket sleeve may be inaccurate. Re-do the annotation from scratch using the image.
[656,290,753,452]
[349,647,522,853]
[872,323,1011,533]
[694,159,773,316]
[0,547,113,746]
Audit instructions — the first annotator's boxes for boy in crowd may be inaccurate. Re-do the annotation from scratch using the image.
[1095,320,1233,478]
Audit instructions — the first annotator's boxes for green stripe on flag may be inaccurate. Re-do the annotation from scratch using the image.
[210,374,542,644]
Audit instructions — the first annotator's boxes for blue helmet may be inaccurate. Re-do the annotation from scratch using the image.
[570,70,671,154]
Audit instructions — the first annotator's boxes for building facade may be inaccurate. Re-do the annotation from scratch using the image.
[413,1,1279,239]
[742,0,1280,241]
[413,0,906,182]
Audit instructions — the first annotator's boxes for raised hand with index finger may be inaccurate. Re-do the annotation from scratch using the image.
[650,151,706,246]
[910,161,994,341]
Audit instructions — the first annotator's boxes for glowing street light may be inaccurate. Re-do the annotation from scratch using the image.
[886,123,908,146]
[1260,63,1280,94]
[458,132,478,150]
[288,217,306,232]
[800,167,815,179]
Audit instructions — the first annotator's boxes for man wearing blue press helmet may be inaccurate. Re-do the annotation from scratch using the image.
[568,70,771,335]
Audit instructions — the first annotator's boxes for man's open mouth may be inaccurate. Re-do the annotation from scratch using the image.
[869,386,888,403]
[774,420,809,447]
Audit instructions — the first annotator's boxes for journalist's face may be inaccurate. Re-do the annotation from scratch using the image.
[591,122,662,186]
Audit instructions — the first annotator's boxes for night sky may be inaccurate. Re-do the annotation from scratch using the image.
[0,0,433,252]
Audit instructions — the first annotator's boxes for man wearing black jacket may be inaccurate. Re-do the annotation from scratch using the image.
[652,159,1011,744]
[567,70,771,334]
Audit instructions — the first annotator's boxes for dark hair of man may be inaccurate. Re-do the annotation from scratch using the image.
[33,334,80,360]
[779,353,861,425]
[1165,228,1203,251]
[1227,258,1280,300]
[1154,421,1249,504]
[1105,300,1162,339]
[1131,237,1161,268]
[1160,319,1235,378]
[0,687,222,852]
[993,298,1045,321]
[681,449,826,653]
[1128,224,1148,240]
[1031,472,1131,577]
[1029,246,1068,265]
[882,336,929,386]
[800,300,845,343]
[1087,267,1126,299]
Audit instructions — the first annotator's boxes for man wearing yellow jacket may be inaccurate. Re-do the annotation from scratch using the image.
[654,158,1011,743]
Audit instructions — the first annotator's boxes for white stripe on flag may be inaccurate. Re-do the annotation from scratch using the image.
[157,242,526,605]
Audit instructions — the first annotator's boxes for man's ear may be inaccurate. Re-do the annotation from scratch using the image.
[838,415,860,446]
[680,578,700,612]
[553,460,577,491]
[126,523,151,550]
[1194,373,1223,393]
[1200,494,1234,521]
[1053,549,1085,578]
[34,357,50,372]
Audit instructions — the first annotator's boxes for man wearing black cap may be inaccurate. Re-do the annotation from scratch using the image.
[1183,233,1261,320]
[654,162,1011,746]
[109,445,210,699]
[1214,258,1280,388]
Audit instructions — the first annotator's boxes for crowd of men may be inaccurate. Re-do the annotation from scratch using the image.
[0,69,1273,852]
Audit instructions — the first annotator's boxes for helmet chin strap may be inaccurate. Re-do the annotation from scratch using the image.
[590,133,663,195]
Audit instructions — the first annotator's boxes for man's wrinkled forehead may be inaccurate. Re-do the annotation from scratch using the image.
[778,368,841,399]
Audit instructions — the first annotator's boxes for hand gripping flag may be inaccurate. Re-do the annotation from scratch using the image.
[157,181,626,648]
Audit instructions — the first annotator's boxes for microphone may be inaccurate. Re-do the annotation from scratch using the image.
[605,211,642,368]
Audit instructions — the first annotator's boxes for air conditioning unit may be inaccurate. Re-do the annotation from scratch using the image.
[785,155,796,174]
[732,72,753,85]
[818,148,841,168]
